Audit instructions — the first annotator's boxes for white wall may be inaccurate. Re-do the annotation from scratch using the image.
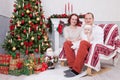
[0,0,120,21]
[0,0,14,17]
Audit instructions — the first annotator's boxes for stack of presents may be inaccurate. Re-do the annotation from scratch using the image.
[0,49,59,76]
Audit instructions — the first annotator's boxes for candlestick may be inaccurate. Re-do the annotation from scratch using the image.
[71,4,73,14]
[68,2,70,14]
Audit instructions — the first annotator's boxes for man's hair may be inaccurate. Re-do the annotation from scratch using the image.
[85,12,94,19]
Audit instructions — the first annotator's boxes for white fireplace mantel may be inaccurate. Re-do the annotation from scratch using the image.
[51,18,68,51]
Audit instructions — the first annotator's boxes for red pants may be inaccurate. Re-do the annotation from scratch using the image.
[63,40,91,73]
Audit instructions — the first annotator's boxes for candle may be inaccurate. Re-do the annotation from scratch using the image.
[71,4,73,13]
[29,27,30,33]
[65,4,67,14]
[68,2,70,14]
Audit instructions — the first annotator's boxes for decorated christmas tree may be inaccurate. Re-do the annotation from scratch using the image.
[2,0,50,58]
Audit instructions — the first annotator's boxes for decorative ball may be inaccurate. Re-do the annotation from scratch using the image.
[36,17,40,21]
[18,5,21,8]
[12,15,15,18]
[28,20,32,24]
[35,48,39,53]
[37,35,41,40]
[21,13,24,16]
[21,42,24,46]
[29,14,33,18]
[8,40,11,43]
[12,47,16,51]
[26,10,30,14]
[31,36,35,41]
[9,20,13,23]
[21,20,25,25]
[23,29,27,34]
[34,6,38,9]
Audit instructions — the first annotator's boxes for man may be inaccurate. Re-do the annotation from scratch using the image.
[64,12,104,77]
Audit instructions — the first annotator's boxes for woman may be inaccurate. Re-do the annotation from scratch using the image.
[63,13,83,77]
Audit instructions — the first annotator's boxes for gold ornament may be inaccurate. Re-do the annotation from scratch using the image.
[21,42,24,46]
[18,5,21,8]
[8,40,11,43]
[34,6,38,9]
[12,15,15,18]
[28,20,32,24]
[36,17,40,21]
[17,21,21,27]
[31,36,35,41]
[39,28,41,31]
[26,10,30,14]
[12,47,16,51]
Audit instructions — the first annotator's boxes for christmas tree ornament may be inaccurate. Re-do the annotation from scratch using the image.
[18,5,21,8]
[29,14,33,18]
[12,47,16,51]
[37,35,41,40]
[20,42,24,46]
[17,35,21,41]
[14,9,17,12]
[21,20,25,25]
[26,9,30,14]
[34,6,38,9]
[31,36,35,41]
[28,20,32,24]
[35,48,39,53]
[23,29,27,34]
[39,28,41,31]
[21,12,24,17]
[9,19,13,23]
[8,40,11,43]
[12,15,15,18]
[36,17,40,21]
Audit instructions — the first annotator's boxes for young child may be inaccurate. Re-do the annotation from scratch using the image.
[71,25,93,50]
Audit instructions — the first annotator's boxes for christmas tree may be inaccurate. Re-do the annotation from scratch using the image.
[2,0,50,58]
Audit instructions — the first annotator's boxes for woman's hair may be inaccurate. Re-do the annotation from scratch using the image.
[68,13,82,26]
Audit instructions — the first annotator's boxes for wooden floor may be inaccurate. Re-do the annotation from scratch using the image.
[0,59,120,80]
[79,59,120,80]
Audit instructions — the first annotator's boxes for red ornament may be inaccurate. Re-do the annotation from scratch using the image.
[13,4,16,7]
[37,35,41,40]
[35,48,39,53]
[29,14,33,18]
[40,21,43,26]
[18,35,21,41]
[23,29,27,34]
[21,13,24,16]
[10,32,14,36]
[25,49,29,55]
[21,20,25,25]
[9,20,13,23]
[9,25,15,31]
[14,9,17,12]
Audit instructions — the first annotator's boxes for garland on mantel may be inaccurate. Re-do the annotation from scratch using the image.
[46,14,85,33]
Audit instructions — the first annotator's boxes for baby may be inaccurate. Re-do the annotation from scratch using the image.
[71,25,93,50]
